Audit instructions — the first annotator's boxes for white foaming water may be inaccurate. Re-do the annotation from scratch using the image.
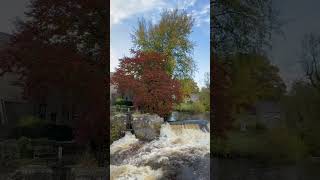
[110,122,210,180]
[110,165,163,180]
[110,131,139,155]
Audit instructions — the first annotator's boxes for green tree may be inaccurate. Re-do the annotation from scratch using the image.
[180,78,199,99]
[228,54,286,113]
[132,9,196,79]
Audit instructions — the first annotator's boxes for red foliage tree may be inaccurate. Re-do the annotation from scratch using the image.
[112,51,182,117]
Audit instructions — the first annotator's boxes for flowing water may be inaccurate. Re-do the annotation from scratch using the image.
[110,122,210,180]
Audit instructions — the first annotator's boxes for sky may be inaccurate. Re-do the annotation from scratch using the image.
[270,0,320,88]
[2,0,319,90]
[110,0,210,88]
[0,1,28,34]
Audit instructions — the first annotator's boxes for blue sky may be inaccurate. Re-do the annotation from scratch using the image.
[111,0,210,88]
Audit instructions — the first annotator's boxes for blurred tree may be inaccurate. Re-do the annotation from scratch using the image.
[211,0,281,56]
[300,33,320,90]
[0,0,107,165]
[283,81,320,155]
[228,54,286,113]
[212,59,232,137]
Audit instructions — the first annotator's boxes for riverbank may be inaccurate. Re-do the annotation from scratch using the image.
[211,128,312,164]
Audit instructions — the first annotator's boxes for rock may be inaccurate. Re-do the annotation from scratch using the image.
[131,114,164,141]
[110,113,127,143]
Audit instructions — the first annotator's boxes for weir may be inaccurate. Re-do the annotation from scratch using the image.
[168,119,210,132]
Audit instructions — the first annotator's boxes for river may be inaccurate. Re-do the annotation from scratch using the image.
[110,111,320,179]
[110,121,210,180]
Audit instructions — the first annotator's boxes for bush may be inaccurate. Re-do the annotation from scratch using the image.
[17,137,33,158]
[77,151,98,167]
[259,128,308,163]
[255,122,267,131]
[212,128,309,163]
[114,98,133,106]
[17,116,48,128]
[11,116,73,141]
[110,120,125,144]
[211,138,231,157]
[175,102,206,113]
[0,140,20,166]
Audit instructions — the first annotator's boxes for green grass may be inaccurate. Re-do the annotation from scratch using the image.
[175,101,207,113]
[211,128,309,163]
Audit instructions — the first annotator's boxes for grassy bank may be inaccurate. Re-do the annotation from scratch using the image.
[211,128,309,164]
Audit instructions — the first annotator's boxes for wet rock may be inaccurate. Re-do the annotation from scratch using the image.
[110,113,127,143]
[132,114,164,141]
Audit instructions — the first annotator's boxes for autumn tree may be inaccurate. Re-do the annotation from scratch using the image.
[112,51,182,118]
[132,9,196,79]
[0,0,107,164]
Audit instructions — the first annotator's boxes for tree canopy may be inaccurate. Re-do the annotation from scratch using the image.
[180,78,199,99]
[132,9,196,79]
[300,33,320,90]
[212,0,280,56]
[112,51,182,117]
[228,54,286,113]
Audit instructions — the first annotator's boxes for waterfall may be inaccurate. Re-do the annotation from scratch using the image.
[110,122,210,180]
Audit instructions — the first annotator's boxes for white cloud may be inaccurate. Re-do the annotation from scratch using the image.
[177,0,197,10]
[110,0,207,28]
[110,49,119,72]
[111,0,167,28]
[192,4,210,27]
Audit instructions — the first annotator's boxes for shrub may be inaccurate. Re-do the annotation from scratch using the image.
[259,128,308,163]
[77,151,98,167]
[0,140,20,166]
[211,137,231,157]
[110,120,125,144]
[255,122,267,131]
[175,102,206,113]
[12,116,73,141]
[212,128,309,163]
[114,98,133,106]
[17,137,33,158]
[17,116,48,128]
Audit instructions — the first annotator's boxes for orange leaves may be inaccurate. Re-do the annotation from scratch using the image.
[112,51,182,117]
